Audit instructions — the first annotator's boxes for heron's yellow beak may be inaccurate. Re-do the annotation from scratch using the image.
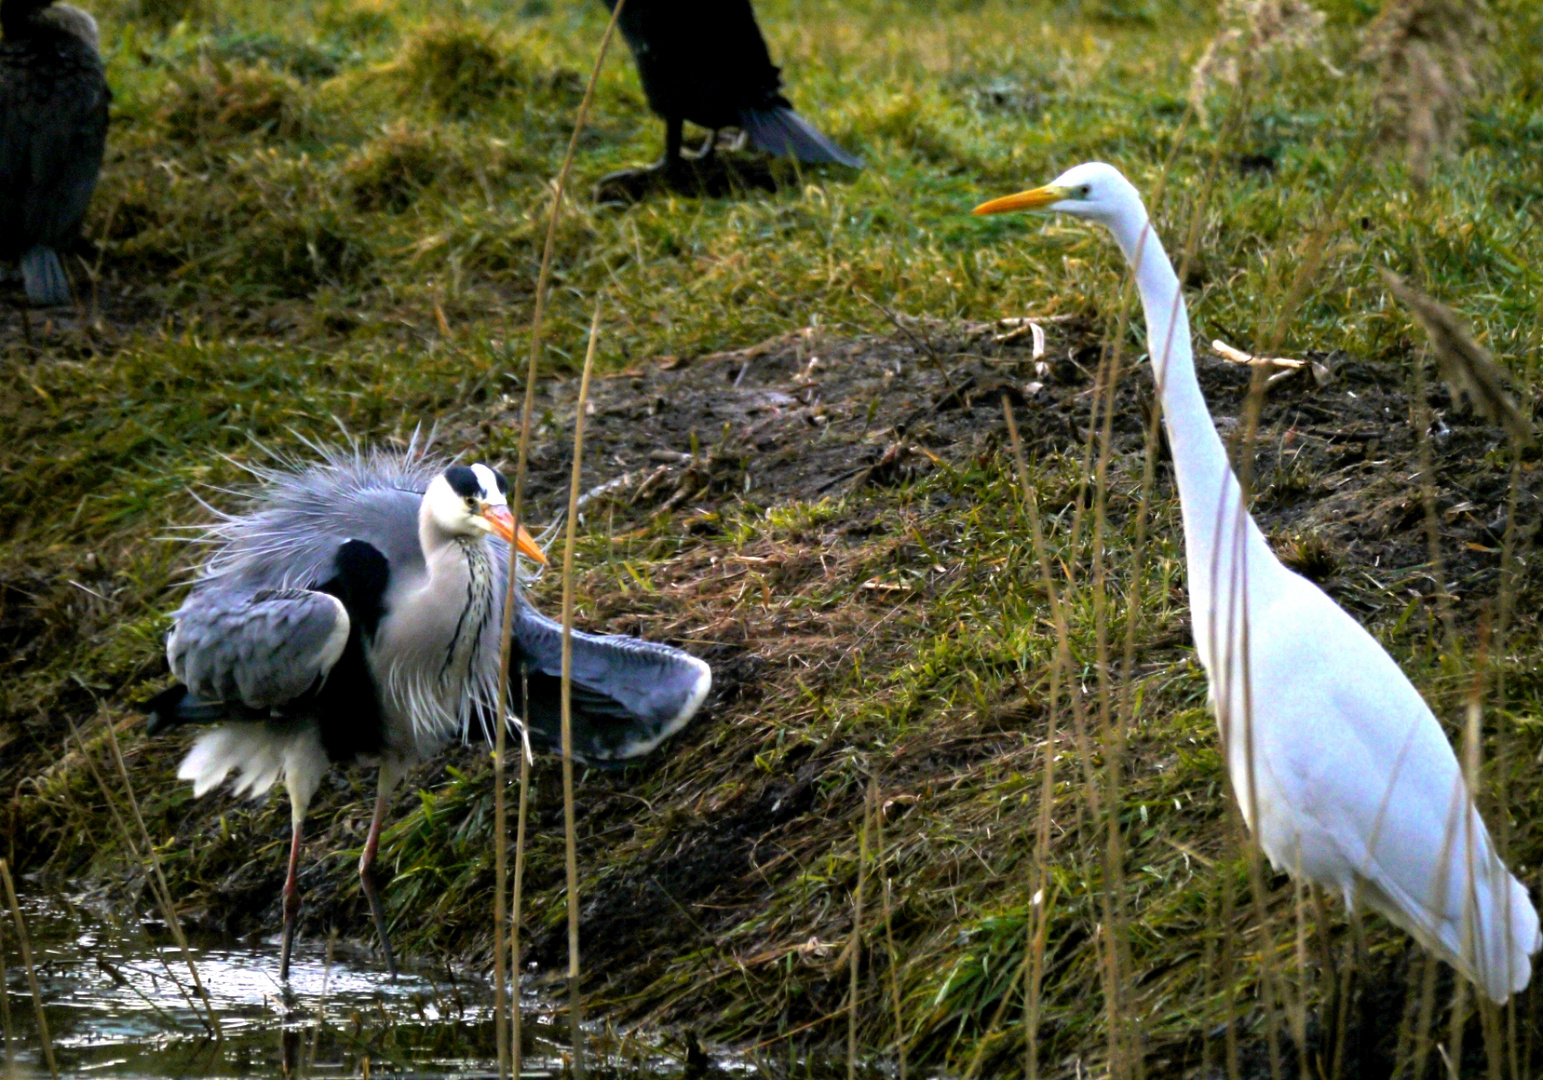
[482,505,548,565]
[972,185,1069,216]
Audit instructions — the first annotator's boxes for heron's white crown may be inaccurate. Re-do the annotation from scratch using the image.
[424,464,507,538]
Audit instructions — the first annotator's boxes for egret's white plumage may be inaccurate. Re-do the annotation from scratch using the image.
[975,162,1540,1003]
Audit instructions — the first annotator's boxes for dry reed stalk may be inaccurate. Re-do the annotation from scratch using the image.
[98,716,221,1037]
[511,671,533,1078]
[0,894,11,1074]
[60,713,205,1019]
[492,2,628,1070]
[558,303,604,1079]
[847,779,874,1080]
[871,804,906,1080]
[0,860,55,1080]
[1002,400,1062,1080]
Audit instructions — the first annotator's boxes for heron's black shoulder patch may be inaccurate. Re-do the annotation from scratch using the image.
[443,465,480,498]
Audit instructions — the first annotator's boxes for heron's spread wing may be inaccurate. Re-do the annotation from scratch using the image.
[167,587,350,709]
[511,603,711,763]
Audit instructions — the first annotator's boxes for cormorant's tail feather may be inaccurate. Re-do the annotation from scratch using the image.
[21,246,73,307]
[739,107,862,168]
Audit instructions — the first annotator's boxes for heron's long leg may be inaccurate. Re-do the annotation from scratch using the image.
[360,759,405,978]
[663,115,683,165]
[279,813,304,982]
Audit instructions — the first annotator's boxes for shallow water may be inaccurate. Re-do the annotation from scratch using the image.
[0,891,704,1079]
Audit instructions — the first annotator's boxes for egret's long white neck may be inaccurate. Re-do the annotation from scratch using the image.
[1104,204,1278,653]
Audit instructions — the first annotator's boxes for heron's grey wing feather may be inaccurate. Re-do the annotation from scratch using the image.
[168,587,350,708]
[511,602,711,761]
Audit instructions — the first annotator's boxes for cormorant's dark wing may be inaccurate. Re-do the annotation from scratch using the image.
[510,602,711,764]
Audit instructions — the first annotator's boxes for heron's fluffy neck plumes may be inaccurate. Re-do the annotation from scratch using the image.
[1102,194,1281,664]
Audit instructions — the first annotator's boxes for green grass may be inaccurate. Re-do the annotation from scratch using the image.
[6,0,1543,1075]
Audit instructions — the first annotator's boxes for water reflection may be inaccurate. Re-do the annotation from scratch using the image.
[0,891,687,1078]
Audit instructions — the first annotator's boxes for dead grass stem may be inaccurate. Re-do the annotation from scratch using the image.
[0,860,55,1080]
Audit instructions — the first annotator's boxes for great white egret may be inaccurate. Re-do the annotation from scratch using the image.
[147,445,712,979]
[974,162,1539,1002]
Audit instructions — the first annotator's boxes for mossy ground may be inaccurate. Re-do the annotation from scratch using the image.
[4,0,1543,1075]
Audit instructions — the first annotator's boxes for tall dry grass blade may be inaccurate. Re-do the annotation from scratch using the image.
[559,301,604,1079]
[0,861,56,1080]
[1003,399,1061,1080]
[848,779,873,1080]
[61,713,204,1019]
[871,800,906,1080]
[99,716,221,1038]
[1379,269,1531,444]
[493,3,628,1070]
[511,673,533,1078]
[0,892,11,1074]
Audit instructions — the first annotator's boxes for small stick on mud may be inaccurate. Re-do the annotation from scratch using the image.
[493,3,629,1073]
[0,859,57,1080]
[559,302,604,1079]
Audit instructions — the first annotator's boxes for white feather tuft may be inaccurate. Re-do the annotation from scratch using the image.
[177,724,324,803]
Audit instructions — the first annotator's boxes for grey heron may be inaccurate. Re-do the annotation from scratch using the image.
[145,444,713,980]
[2,0,109,306]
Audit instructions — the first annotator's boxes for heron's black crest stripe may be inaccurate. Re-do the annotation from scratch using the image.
[492,469,509,497]
[443,465,480,498]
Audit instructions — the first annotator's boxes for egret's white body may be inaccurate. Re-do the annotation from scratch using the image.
[975,162,1539,1002]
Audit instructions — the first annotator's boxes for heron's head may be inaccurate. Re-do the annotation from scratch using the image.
[972,162,1141,229]
[426,464,547,564]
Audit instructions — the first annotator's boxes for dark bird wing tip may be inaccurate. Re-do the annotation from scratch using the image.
[739,106,863,168]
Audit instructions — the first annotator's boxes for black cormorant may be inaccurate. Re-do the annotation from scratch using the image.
[1,0,109,307]
[602,0,859,191]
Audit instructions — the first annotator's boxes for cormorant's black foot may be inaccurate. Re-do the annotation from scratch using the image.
[593,153,782,205]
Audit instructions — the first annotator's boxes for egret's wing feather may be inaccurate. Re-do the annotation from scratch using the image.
[167,586,350,709]
[509,602,711,763]
[1258,585,1540,1002]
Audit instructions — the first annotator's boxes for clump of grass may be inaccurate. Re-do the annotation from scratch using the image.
[1275,531,1341,583]
[390,22,522,117]
[1189,0,1330,125]
[161,57,313,143]
[344,122,447,211]
[1362,0,1496,190]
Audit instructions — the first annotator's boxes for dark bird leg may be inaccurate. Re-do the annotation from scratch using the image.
[279,810,305,982]
[359,760,404,979]
[594,116,697,203]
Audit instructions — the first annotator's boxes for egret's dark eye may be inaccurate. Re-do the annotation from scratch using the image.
[1076,184,1092,199]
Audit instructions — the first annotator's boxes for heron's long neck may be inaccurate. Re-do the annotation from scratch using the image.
[1107,210,1275,634]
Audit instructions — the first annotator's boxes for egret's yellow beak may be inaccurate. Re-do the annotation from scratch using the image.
[972,185,1069,216]
[482,505,548,565]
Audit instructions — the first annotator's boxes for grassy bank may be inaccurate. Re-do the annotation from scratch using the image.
[5,0,1543,1074]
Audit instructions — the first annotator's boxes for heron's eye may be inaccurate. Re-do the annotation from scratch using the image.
[465,496,478,511]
